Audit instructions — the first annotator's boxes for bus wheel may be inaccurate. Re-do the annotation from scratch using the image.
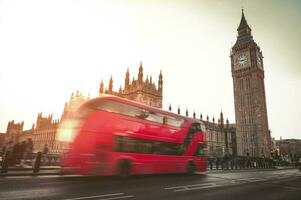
[118,160,131,178]
[186,161,196,175]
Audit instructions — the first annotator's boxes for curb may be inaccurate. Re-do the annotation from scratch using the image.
[6,167,61,171]
[1,168,297,177]
[0,172,64,177]
[206,167,296,174]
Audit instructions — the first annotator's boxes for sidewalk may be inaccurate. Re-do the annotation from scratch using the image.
[1,166,297,177]
[206,166,296,174]
[0,166,62,177]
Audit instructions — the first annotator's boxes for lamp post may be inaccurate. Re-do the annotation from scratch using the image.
[225,120,229,154]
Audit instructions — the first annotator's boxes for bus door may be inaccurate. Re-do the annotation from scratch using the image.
[194,143,208,171]
[183,123,201,156]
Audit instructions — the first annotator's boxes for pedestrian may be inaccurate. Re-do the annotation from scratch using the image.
[21,138,33,167]
[220,157,225,170]
[215,157,219,170]
[234,156,238,169]
[208,156,213,170]
[246,153,251,168]
[42,144,49,165]
[12,142,21,166]
[20,141,26,159]
[3,141,13,166]
[223,154,229,170]
[229,155,234,170]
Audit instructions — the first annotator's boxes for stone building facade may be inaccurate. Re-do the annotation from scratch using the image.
[4,120,24,145]
[231,10,271,157]
[0,133,5,151]
[99,62,163,108]
[1,91,88,154]
[18,126,34,144]
[202,113,236,157]
[32,113,61,153]
[170,107,237,157]
[276,139,301,161]
[61,90,88,120]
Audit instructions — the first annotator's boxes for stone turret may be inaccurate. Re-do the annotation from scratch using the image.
[98,62,163,108]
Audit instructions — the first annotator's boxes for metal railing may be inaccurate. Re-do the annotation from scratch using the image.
[1,151,61,174]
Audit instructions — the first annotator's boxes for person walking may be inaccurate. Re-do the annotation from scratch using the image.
[223,154,229,170]
[209,156,214,170]
[12,142,21,166]
[42,144,49,165]
[21,138,34,167]
[215,157,219,170]
[1,141,13,169]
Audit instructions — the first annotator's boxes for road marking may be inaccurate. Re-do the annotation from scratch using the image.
[275,176,287,179]
[283,186,301,191]
[164,176,272,193]
[174,183,218,192]
[62,193,125,200]
[98,195,134,200]
[235,178,266,182]
[39,181,85,185]
[165,183,218,192]
[165,183,216,190]
[229,180,237,183]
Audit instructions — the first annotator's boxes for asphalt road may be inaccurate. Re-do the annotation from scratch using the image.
[0,169,300,200]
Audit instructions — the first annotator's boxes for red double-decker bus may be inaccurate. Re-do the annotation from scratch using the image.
[60,96,207,177]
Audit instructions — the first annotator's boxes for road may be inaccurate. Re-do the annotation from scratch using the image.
[0,169,300,200]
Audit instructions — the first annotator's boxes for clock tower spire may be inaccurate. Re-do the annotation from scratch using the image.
[234,9,254,49]
[231,10,271,157]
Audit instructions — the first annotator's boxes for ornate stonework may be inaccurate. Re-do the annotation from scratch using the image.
[4,120,24,144]
[202,113,236,157]
[99,62,163,108]
[33,113,61,153]
[61,90,88,119]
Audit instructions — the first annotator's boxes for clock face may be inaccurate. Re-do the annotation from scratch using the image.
[236,53,248,67]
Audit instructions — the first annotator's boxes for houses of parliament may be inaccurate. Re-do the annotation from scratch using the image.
[0,10,271,158]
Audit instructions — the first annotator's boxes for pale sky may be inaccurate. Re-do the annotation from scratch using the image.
[0,0,300,140]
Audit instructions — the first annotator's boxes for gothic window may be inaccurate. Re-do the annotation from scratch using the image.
[241,96,244,107]
[240,79,243,90]
[246,77,250,89]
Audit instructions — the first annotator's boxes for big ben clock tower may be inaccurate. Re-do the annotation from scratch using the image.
[231,10,271,157]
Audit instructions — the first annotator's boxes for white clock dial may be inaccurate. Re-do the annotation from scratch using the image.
[236,54,248,67]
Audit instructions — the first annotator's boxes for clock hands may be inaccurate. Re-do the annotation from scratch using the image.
[237,56,247,64]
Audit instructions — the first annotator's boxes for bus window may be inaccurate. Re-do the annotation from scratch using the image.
[93,99,184,127]
[114,135,182,155]
[134,109,149,120]
[195,143,208,157]
[95,100,141,118]
[165,116,184,127]
[182,124,199,149]
[145,111,164,124]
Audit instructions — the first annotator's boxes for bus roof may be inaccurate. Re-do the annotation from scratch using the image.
[81,95,201,124]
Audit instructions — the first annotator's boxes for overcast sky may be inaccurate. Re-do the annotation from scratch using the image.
[0,0,300,139]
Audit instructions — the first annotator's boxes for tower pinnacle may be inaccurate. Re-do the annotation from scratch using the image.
[138,62,143,84]
[233,9,253,48]
[238,9,250,31]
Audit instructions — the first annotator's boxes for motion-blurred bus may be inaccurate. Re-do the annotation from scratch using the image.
[60,96,207,177]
